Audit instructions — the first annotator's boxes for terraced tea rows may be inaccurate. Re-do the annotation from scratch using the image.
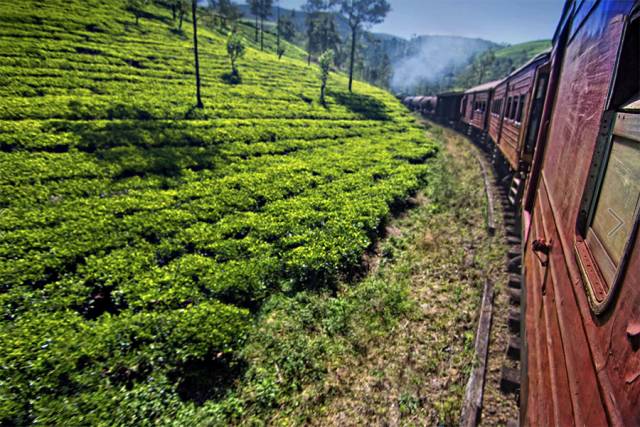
[0,0,437,424]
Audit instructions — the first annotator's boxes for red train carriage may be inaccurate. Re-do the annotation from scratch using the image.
[461,80,501,141]
[521,0,640,424]
[489,52,551,201]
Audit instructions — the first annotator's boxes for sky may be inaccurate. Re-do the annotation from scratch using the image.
[271,0,564,44]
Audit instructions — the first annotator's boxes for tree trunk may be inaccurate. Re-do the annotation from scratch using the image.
[135,14,139,25]
[321,82,326,104]
[255,15,259,41]
[348,26,356,92]
[179,13,183,29]
[192,0,204,108]
[307,28,312,65]
[276,8,280,55]
[260,17,264,51]
[172,5,176,20]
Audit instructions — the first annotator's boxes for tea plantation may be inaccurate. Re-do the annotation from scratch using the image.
[0,0,438,424]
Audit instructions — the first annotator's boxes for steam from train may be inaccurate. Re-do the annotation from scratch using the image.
[390,36,492,93]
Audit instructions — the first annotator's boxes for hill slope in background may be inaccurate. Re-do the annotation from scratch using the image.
[453,39,551,90]
[0,0,437,425]
[494,39,551,60]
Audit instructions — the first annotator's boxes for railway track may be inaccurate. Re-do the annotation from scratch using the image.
[440,123,523,426]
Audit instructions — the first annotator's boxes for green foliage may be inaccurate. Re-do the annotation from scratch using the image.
[226,30,246,75]
[0,0,437,424]
[277,10,296,42]
[319,49,334,103]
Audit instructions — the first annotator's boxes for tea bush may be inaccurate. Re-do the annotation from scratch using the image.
[0,0,437,424]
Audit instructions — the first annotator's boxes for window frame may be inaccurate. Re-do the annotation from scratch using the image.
[575,108,640,314]
[573,10,640,315]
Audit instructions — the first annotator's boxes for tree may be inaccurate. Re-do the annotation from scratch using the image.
[476,50,496,84]
[217,0,240,28]
[313,13,340,55]
[168,0,177,20]
[304,13,317,65]
[192,0,203,108]
[257,0,273,51]
[227,31,246,76]
[337,0,390,92]
[319,49,334,104]
[126,0,148,25]
[278,10,296,42]
[275,0,281,56]
[177,0,188,30]
[207,0,218,26]
[303,0,332,65]
[248,0,260,42]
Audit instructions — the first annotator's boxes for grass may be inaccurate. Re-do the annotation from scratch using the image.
[0,0,440,425]
[204,118,509,425]
[287,121,508,426]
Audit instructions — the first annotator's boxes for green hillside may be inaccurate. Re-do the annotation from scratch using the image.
[0,0,438,425]
[455,39,551,90]
[494,39,551,60]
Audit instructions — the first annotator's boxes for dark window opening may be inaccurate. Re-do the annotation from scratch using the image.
[516,94,526,123]
[510,96,518,120]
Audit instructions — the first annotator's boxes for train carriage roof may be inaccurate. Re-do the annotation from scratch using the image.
[464,79,502,95]
[506,50,551,80]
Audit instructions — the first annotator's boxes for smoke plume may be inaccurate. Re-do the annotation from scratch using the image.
[390,36,493,93]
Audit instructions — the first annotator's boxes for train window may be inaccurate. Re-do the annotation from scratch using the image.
[506,97,512,119]
[575,14,640,314]
[578,109,640,310]
[516,95,526,123]
[510,97,518,120]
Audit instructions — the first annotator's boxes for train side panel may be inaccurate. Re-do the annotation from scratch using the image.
[523,1,639,424]
[499,67,537,170]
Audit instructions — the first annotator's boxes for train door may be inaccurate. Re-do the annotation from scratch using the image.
[522,66,550,164]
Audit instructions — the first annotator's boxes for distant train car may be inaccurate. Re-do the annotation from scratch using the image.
[488,52,550,194]
[460,80,501,140]
[419,96,438,115]
[435,91,463,125]
[520,0,640,425]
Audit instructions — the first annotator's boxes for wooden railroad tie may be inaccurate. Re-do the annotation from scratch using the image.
[460,279,495,427]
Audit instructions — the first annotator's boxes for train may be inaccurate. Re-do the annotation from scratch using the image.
[405,0,640,424]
